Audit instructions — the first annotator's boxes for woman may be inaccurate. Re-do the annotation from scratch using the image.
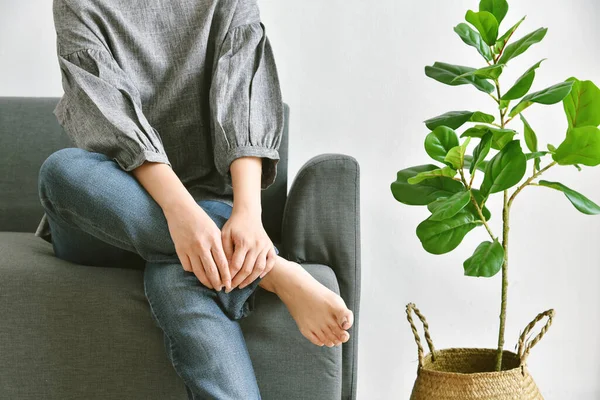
[35,0,354,398]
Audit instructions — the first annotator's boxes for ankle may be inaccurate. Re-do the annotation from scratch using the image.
[258,256,287,294]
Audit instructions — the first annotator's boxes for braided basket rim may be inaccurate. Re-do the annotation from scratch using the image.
[418,348,527,378]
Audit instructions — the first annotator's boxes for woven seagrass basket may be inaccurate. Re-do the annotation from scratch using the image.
[406,303,555,400]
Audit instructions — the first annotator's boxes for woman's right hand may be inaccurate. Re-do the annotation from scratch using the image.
[162,200,231,291]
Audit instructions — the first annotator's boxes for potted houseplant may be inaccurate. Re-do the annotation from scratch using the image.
[390,0,600,398]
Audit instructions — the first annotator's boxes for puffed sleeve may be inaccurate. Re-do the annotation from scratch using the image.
[209,13,284,190]
[52,1,171,172]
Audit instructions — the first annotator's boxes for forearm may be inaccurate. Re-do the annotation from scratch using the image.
[230,156,262,215]
[131,161,197,214]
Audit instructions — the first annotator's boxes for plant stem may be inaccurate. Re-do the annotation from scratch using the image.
[494,161,556,370]
[494,76,508,371]
[508,161,557,207]
[496,190,510,370]
[458,168,495,241]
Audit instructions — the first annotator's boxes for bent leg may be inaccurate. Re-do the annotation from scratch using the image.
[37,147,273,320]
[144,261,261,400]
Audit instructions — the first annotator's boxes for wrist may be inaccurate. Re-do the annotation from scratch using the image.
[232,201,262,217]
[161,194,198,218]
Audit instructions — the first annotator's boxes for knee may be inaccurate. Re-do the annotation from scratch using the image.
[38,148,111,202]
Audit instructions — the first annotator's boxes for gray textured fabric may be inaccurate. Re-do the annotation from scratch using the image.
[33,0,284,240]
[0,232,342,399]
[281,154,362,400]
[0,96,289,247]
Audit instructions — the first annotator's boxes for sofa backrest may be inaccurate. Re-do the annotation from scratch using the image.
[0,97,289,243]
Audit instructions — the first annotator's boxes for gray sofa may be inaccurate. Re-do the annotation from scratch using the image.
[0,97,361,400]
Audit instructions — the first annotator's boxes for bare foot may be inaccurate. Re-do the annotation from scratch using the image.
[259,256,354,347]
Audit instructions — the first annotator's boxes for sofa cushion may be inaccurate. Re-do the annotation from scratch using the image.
[0,232,342,399]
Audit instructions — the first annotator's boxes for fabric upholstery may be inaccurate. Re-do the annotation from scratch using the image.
[0,232,342,399]
[281,154,362,400]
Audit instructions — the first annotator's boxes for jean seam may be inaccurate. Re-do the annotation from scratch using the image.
[42,199,179,264]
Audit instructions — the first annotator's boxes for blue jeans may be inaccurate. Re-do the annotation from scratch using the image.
[38,147,280,399]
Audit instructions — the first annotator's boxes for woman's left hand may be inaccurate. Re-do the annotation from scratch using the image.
[221,208,277,291]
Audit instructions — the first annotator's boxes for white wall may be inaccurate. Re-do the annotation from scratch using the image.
[2,0,599,398]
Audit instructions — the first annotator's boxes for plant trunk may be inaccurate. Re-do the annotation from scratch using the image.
[496,190,510,370]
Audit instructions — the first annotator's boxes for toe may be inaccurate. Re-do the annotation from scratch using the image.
[337,308,354,330]
[324,326,341,346]
[328,322,346,343]
[320,329,335,347]
[302,328,323,346]
[312,330,326,347]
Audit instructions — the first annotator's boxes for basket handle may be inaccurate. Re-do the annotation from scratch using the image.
[517,308,555,364]
[406,303,436,367]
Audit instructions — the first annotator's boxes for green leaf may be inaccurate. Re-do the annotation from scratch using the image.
[424,126,460,162]
[428,187,491,221]
[470,132,493,174]
[493,16,526,54]
[526,151,548,170]
[454,23,493,61]
[553,126,600,166]
[424,111,495,131]
[465,10,499,46]
[427,190,472,221]
[461,125,517,150]
[480,140,527,197]
[463,240,505,277]
[408,166,457,184]
[509,81,575,117]
[445,137,471,169]
[391,165,464,205]
[497,27,548,65]
[452,64,505,82]
[479,0,509,25]
[539,180,600,215]
[525,151,548,160]
[416,209,481,254]
[547,143,557,153]
[425,62,495,93]
[563,77,600,129]
[501,59,546,101]
[520,114,538,152]
[463,155,488,173]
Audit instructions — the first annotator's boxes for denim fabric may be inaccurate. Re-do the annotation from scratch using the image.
[38,147,280,399]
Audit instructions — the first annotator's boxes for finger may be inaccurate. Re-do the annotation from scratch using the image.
[177,249,193,272]
[199,249,223,291]
[211,241,232,292]
[231,248,256,288]
[190,254,213,289]
[260,247,277,279]
[221,227,234,264]
[229,241,247,281]
[239,247,268,289]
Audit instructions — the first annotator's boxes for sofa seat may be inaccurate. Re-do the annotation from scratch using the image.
[0,232,342,400]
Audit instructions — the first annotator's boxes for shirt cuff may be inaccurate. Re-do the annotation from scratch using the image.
[116,149,172,172]
[220,146,280,189]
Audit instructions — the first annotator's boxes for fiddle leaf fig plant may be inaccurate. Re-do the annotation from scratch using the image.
[390,0,600,371]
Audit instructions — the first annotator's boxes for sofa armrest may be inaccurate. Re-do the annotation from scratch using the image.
[280,153,361,400]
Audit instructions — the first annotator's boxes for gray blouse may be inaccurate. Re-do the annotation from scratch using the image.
[35,0,284,242]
